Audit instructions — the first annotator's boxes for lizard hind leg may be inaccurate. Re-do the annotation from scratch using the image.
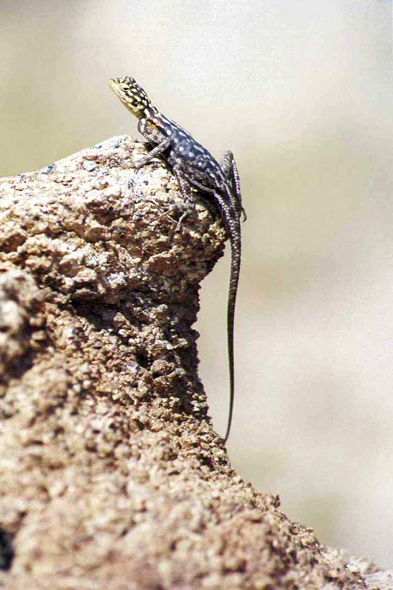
[219,150,247,222]
[171,164,199,232]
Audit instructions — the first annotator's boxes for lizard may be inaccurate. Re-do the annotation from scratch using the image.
[109,76,245,443]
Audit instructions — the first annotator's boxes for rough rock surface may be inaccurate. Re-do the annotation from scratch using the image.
[0,136,385,589]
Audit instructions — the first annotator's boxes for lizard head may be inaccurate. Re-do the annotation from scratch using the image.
[109,76,151,119]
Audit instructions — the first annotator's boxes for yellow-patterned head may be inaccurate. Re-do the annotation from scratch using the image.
[109,76,152,119]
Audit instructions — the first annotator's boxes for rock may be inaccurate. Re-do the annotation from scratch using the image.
[0,136,374,588]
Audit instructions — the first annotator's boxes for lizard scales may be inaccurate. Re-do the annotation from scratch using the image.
[109,76,245,442]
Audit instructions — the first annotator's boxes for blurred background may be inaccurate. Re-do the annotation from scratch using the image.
[1,0,392,568]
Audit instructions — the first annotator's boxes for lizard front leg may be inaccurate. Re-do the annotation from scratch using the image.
[133,136,171,169]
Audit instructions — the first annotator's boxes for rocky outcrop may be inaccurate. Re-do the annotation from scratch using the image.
[0,137,380,588]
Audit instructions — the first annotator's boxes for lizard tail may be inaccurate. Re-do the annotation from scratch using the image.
[223,217,241,443]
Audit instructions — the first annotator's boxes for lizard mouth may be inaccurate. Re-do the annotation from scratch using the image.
[108,79,123,97]
[109,79,145,119]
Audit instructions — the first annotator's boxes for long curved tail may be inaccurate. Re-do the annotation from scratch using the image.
[223,217,241,443]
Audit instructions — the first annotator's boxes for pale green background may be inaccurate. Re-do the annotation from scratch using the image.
[1,0,392,568]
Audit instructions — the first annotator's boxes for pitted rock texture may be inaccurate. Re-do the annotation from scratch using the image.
[0,137,373,589]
